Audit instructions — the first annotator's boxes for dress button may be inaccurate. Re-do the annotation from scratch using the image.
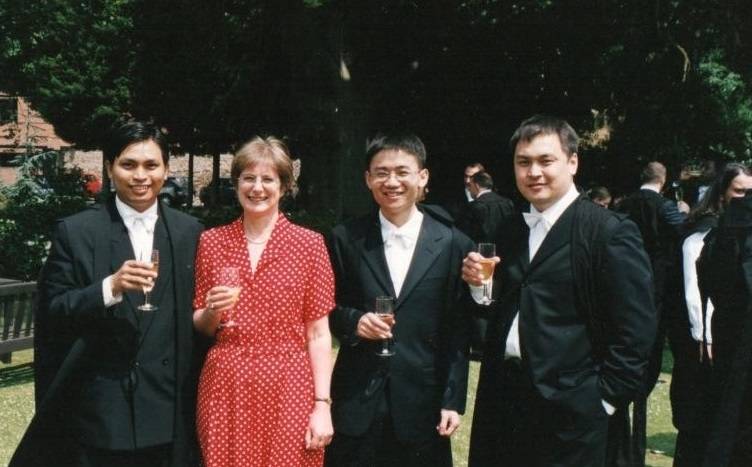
[162,358,169,366]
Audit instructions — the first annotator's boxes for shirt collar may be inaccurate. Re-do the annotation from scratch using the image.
[640,183,661,193]
[530,183,580,227]
[379,206,423,243]
[476,189,491,198]
[465,188,474,202]
[115,196,159,231]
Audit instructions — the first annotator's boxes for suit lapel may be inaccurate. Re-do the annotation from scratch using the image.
[395,215,444,308]
[359,213,396,298]
[149,218,171,306]
[527,198,578,272]
[107,205,142,308]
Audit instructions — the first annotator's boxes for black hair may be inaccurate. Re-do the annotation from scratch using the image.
[509,115,578,156]
[471,171,494,190]
[365,133,427,169]
[103,120,169,165]
[689,162,752,223]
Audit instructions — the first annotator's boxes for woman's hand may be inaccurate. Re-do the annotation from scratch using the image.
[205,285,240,315]
[305,403,333,450]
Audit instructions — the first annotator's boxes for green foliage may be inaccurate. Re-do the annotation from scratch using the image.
[0,152,88,280]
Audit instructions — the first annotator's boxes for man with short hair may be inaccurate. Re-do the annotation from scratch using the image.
[613,161,689,466]
[463,115,656,466]
[458,170,516,360]
[12,121,203,467]
[325,134,474,466]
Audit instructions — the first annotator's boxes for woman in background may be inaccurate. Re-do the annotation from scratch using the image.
[192,136,335,467]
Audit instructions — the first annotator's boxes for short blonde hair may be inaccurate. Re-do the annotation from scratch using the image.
[231,136,294,193]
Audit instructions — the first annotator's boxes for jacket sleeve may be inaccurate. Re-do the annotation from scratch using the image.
[441,229,473,413]
[326,227,365,347]
[598,218,658,406]
[42,219,109,328]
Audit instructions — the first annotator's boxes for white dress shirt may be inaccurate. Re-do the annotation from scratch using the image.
[102,197,159,306]
[682,230,714,343]
[380,207,423,298]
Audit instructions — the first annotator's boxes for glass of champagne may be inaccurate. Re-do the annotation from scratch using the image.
[374,296,395,357]
[477,243,496,305]
[218,266,241,328]
[138,249,159,311]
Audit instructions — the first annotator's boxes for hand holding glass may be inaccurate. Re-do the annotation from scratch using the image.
[138,249,159,311]
[477,243,496,305]
[375,296,395,357]
[218,267,241,328]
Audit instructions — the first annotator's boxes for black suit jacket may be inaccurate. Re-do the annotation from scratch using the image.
[12,200,203,467]
[327,207,474,443]
[457,190,516,243]
[471,196,656,464]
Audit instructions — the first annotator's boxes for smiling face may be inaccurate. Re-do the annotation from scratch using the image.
[513,133,578,211]
[365,149,428,226]
[107,140,168,212]
[236,162,282,219]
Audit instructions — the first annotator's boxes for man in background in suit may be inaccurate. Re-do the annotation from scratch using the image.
[447,162,485,224]
[325,134,474,467]
[460,170,516,243]
[614,161,689,466]
[458,170,516,360]
[463,115,656,467]
[12,121,203,467]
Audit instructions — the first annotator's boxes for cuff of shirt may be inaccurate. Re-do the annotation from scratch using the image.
[601,399,616,416]
[469,284,486,304]
[102,275,124,308]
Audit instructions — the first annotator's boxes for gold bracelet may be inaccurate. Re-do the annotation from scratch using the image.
[314,397,332,405]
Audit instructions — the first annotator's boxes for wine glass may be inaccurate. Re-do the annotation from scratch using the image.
[477,243,496,305]
[137,249,159,311]
[374,296,395,357]
[218,266,241,328]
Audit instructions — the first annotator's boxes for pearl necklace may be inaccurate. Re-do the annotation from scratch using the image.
[245,235,269,245]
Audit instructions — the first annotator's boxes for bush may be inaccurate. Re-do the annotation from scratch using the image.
[0,152,89,280]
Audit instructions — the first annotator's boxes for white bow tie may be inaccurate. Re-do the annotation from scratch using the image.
[523,211,550,231]
[123,212,158,233]
[385,230,414,249]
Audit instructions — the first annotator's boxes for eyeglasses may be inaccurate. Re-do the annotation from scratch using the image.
[369,169,419,183]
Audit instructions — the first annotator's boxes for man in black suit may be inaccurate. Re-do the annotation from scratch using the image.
[614,161,688,466]
[12,121,203,467]
[458,170,516,360]
[447,162,485,224]
[463,115,657,466]
[460,170,516,243]
[325,134,474,467]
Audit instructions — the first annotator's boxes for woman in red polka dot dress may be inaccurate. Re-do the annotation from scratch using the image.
[192,136,335,467]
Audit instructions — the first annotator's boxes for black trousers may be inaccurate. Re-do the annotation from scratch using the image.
[469,358,608,467]
[324,388,452,467]
[75,443,171,467]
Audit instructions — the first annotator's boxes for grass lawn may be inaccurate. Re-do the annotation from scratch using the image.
[0,349,677,467]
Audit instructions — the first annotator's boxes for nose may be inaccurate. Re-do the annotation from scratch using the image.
[133,166,147,179]
[384,173,401,186]
[528,163,542,177]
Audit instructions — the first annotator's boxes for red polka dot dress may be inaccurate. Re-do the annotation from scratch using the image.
[194,215,335,467]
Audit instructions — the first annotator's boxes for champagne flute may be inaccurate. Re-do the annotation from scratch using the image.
[477,243,496,305]
[218,266,241,328]
[137,249,159,311]
[374,296,395,357]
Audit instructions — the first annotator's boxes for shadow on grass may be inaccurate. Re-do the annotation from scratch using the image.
[0,362,34,388]
[648,431,677,457]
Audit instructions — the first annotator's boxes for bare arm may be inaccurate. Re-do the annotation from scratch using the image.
[305,316,334,450]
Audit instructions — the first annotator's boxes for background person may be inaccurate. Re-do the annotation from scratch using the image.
[696,191,752,467]
[12,121,204,467]
[672,163,752,467]
[192,137,335,467]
